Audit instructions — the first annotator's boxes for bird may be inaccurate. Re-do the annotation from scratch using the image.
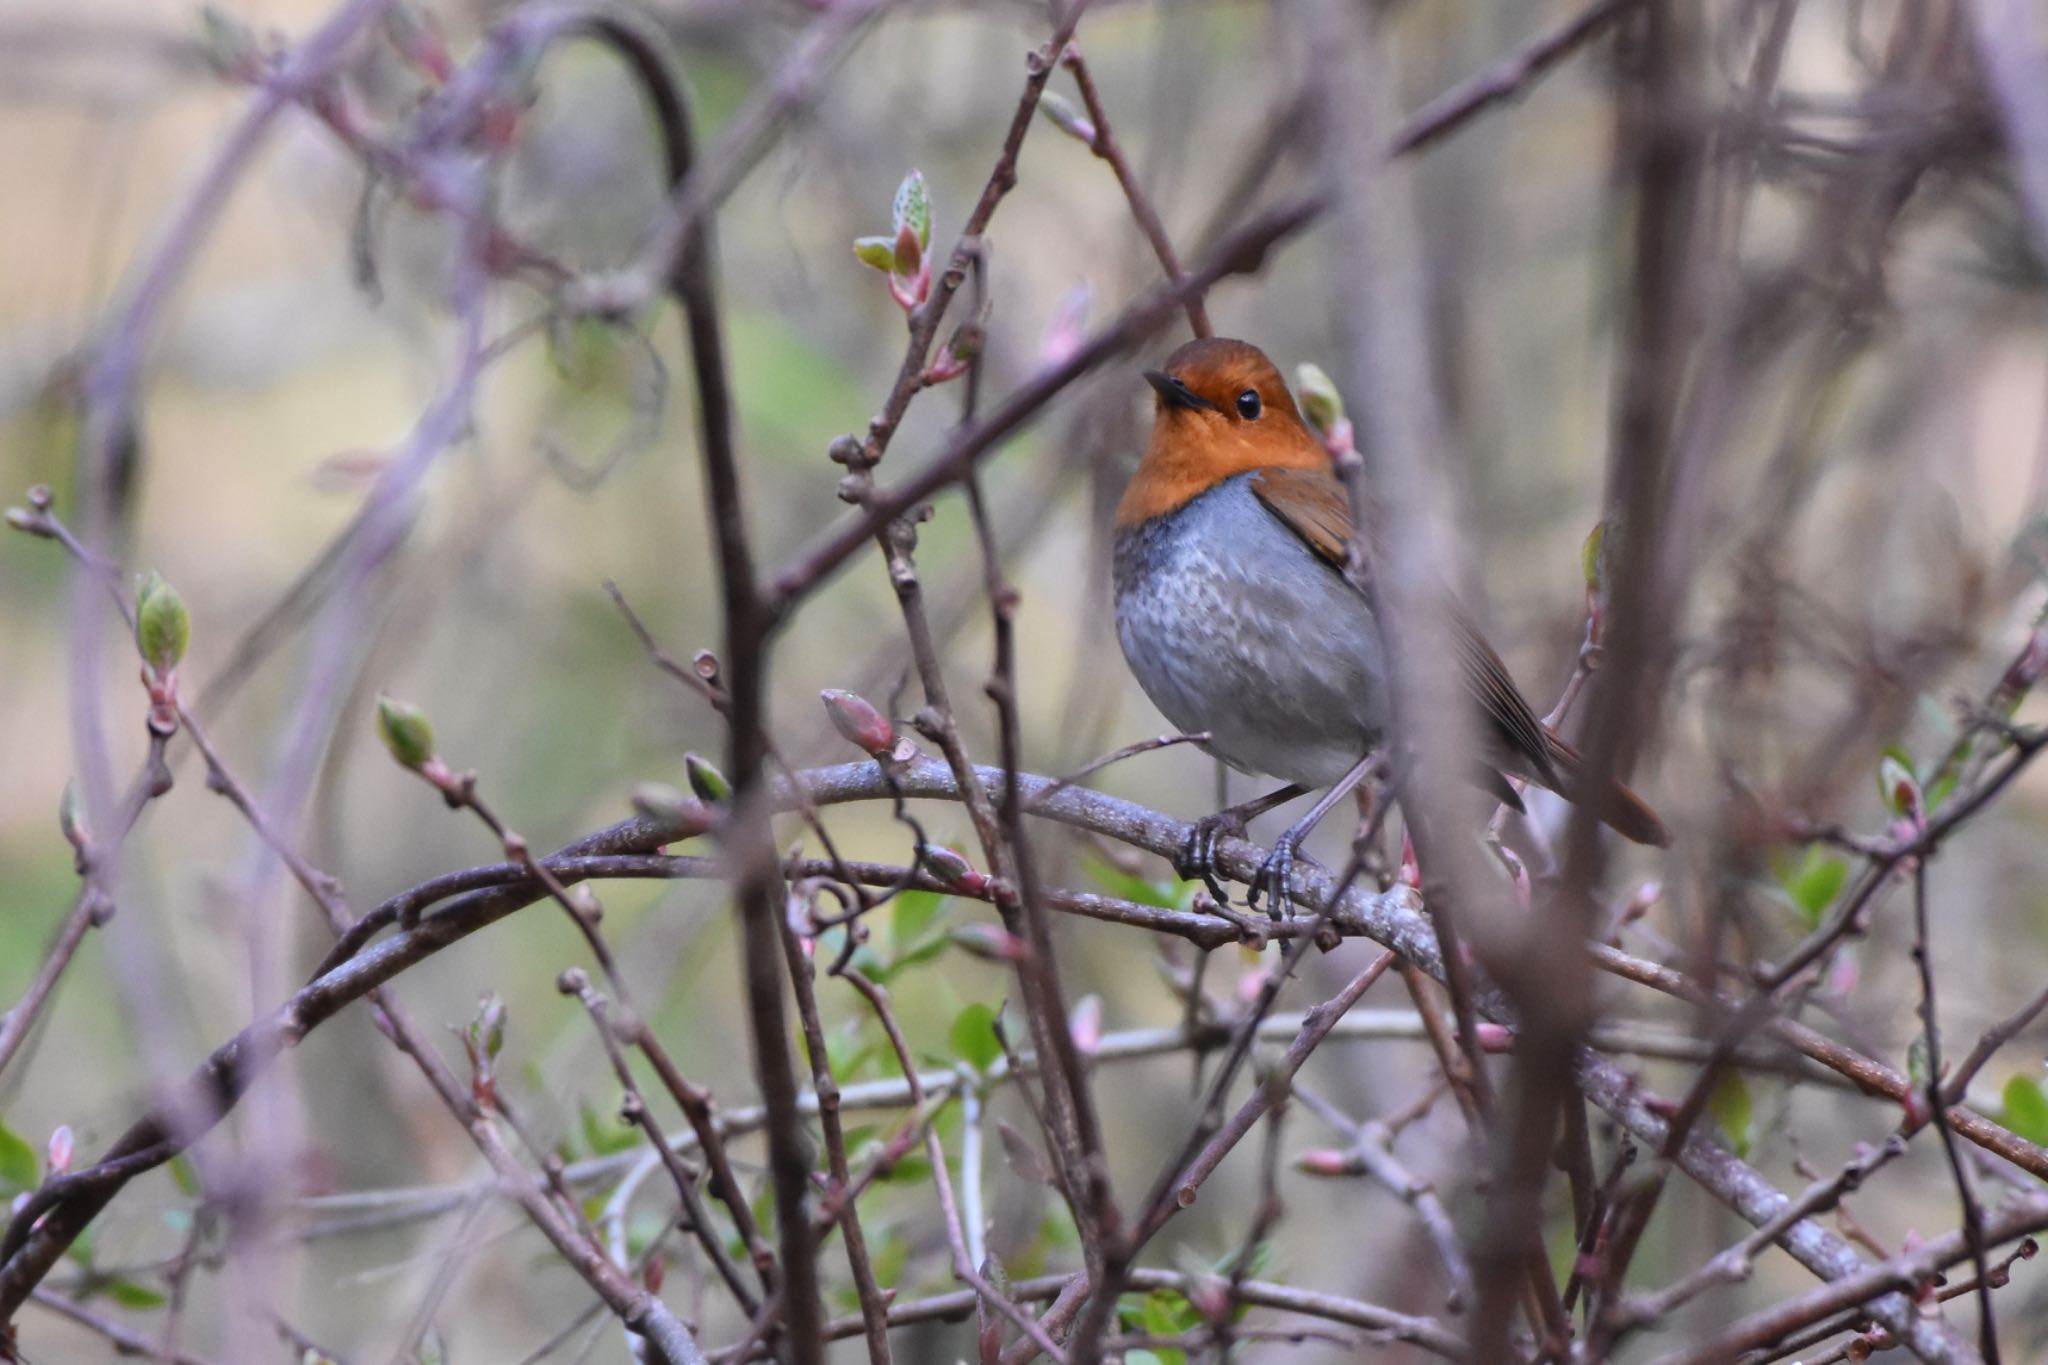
[1111,336,1669,914]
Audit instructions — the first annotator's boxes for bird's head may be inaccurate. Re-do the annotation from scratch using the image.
[1117,338,1329,527]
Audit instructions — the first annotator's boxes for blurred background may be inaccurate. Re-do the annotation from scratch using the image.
[3,0,2048,1359]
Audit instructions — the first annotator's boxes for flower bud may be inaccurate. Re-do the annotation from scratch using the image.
[384,0,452,81]
[1581,521,1607,593]
[685,753,731,803]
[1877,750,1921,824]
[949,923,1027,963]
[1295,1147,1353,1177]
[375,694,436,770]
[1068,994,1102,1055]
[821,689,895,756]
[199,4,261,80]
[473,994,506,1061]
[1294,363,1346,438]
[135,572,190,673]
[1038,92,1097,144]
[920,845,980,891]
[58,780,87,853]
[631,782,710,837]
[1041,284,1091,368]
[45,1125,73,1177]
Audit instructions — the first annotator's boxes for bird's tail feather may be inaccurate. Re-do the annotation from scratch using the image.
[1537,728,1671,848]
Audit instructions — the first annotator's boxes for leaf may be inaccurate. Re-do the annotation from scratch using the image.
[101,1277,166,1310]
[167,1153,200,1198]
[1907,1032,1932,1089]
[891,889,945,952]
[891,170,931,251]
[949,1002,1002,1075]
[0,1120,37,1193]
[1708,1072,1753,1159]
[579,1101,639,1157]
[1780,849,1848,929]
[1081,855,1190,911]
[852,236,896,272]
[996,1120,1054,1186]
[2002,1075,2048,1146]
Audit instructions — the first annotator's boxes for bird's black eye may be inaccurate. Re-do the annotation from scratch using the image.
[1236,389,1262,420]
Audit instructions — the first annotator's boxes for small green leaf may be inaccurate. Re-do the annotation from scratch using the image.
[1906,1033,1932,1089]
[101,1277,166,1310]
[685,753,731,803]
[949,1002,1002,1074]
[2002,1075,2048,1145]
[0,1120,37,1192]
[852,236,896,272]
[890,889,945,952]
[891,170,931,252]
[1082,856,1190,911]
[579,1101,639,1157]
[1780,849,1847,928]
[135,571,191,672]
[168,1153,201,1198]
[1707,1072,1753,1158]
[878,1154,932,1186]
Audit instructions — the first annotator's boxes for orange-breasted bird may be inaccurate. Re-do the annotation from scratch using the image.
[1112,337,1669,912]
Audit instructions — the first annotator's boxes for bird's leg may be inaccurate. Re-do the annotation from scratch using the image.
[1251,751,1382,920]
[1176,783,1308,906]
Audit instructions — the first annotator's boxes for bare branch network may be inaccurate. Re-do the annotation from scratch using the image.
[3,1,2048,1363]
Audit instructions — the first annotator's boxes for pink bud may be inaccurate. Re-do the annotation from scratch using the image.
[949,923,1027,963]
[1476,1022,1515,1053]
[821,689,895,757]
[1040,284,1091,368]
[1398,834,1421,890]
[1068,995,1102,1055]
[644,1256,666,1293]
[45,1126,73,1176]
[1295,1148,1352,1176]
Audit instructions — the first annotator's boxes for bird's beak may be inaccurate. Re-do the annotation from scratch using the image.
[1143,368,1219,413]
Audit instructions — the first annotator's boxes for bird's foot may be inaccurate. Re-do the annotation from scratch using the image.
[1175,810,1247,908]
[1248,835,1315,920]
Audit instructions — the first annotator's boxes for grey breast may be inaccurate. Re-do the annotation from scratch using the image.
[1111,474,1388,788]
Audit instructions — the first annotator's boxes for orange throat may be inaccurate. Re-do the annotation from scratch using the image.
[1115,418,1330,527]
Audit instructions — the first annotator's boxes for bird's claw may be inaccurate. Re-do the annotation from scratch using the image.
[1248,836,1305,920]
[1175,811,1245,908]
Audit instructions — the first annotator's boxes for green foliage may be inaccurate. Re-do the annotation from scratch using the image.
[2002,1075,2048,1145]
[1774,847,1848,929]
[579,1100,639,1158]
[949,1001,1002,1075]
[1082,855,1193,911]
[1708,1071,1753,1158]
[0,1119,37,1192]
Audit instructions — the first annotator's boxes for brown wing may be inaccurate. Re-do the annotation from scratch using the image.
[1248,467,1563,790]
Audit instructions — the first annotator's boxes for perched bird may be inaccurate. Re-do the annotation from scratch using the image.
[1112,337,1668,912]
